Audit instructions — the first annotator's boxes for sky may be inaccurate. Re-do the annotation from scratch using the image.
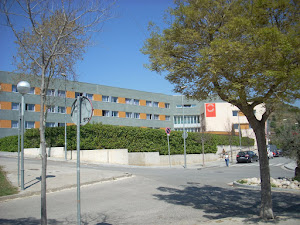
[0,0,299,107]
[0,0,176,96]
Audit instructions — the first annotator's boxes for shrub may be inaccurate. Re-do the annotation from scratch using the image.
[0,123,254,155]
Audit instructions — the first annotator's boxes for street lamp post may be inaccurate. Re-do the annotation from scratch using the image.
[181,86,187,168]
[17,81,30,191]
[62,73,67,160]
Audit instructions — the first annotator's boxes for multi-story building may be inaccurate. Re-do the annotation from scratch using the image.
[0,71,264,142]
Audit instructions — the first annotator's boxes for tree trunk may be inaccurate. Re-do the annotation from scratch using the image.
[40,79,47,225]
[253,122,274,219]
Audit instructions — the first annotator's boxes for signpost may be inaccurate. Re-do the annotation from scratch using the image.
[165,128,171,168]
[71,96,93,225]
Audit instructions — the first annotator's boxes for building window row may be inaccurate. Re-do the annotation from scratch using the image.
[174,115,200,124]
[174,128,200,133]
[9,84,170,108]
[176,104,196,108]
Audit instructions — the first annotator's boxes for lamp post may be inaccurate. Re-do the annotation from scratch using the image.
[237,111,242,151]
[17,103,21,187]
[62,73,67,160]
[181,86,187,168]
[17,81,30,190]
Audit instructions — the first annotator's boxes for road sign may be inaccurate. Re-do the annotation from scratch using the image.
[182,131,188,139]
[71,96,93,126]
[165,127,171,135]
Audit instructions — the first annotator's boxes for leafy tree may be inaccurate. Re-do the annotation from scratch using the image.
[142,0,299,219]
[272,116,300,179]
[1,0,115,224]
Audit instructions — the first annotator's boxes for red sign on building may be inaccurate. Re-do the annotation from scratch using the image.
[205,103,216,117]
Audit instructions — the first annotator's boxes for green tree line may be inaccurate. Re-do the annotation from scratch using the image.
[0,123,253,155]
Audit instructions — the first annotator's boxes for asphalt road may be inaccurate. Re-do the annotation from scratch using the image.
[0,157,299,225]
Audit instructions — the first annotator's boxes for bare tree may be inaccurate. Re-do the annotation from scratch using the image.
[1,0,115,224]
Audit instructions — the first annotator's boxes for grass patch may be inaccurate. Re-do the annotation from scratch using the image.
[271,183,277,188]
[293,176,300,182]
[237,179,247,184]
[0,166,18,197]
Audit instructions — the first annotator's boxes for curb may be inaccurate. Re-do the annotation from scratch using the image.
[233,181,300,193]
[0,173,132,202]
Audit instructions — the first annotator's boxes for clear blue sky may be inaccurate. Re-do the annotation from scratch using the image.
[0,0,299,107]
[0,0,176,95]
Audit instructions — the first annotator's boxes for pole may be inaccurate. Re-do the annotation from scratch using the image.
[20,95,25,190]
[182,95,186,168]
[167,134,171,168]
[202,138,205,167]
[237,112,242,151]
[64,76,67,160]
[200,115,205,167]
[17,103,21,187]
[77,96,81,225]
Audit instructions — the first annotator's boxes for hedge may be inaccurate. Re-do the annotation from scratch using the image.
[0,123,254,155]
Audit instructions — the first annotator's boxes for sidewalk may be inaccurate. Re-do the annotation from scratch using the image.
[0,153,132,202]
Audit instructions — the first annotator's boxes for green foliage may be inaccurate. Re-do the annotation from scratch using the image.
[0,123,254,155]
[0,136,19,152]
[271,111,300,168]
[142,0,300,105]
[0,166,18,196]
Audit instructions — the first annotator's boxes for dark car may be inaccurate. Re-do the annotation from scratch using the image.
[271,150,281,157]
[236,151,258,163]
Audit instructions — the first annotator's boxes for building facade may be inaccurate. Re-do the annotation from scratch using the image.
[0,71,264,141]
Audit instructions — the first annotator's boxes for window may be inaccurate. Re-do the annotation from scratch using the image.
[47,89,55,96]
[165,115,170,121]
[176,105,182,108]
[165,103,170,108]
[125,98,132,104]
[154,114,159,120]
[11,120,19,128]
[25,121,35,129]
[102,96,110,102]
[146,114,152,120]
[47,106,55,113]
[133,99,139,105]
[134,113,140,119]
[112,111,118,117]
[12,85,18,92]
[75,92,83,98]
[146,101,152,107]
[58,106,66,113]
[233,124,239,129]
[58,90,66,97]
[126,112,132,118]
[12,102,20,110]
[46,122,56,127]
[102,110,110,117]
[86,93,93,100]
[29,87,35,94]
[26,104,35,111]
[111,96,118,103]
[58,123,65,127]
[232,111,238,116]
[153,102,159,107]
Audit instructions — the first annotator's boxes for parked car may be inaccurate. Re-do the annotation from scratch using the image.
[271,150,280,157]
[236,151,259,163]
[268,149,274,159]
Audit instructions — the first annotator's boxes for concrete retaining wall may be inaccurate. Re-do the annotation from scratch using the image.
[24,147,129,165]
[24,145,251,166]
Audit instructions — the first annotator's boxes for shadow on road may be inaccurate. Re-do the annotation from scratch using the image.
[24,175,56,190]
[0,217,58,225]
[154,184,300,222]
